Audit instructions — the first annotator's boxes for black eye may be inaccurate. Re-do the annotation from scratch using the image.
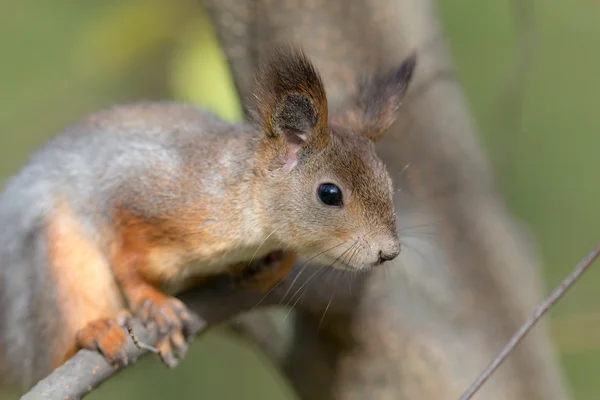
[317,183,343,207]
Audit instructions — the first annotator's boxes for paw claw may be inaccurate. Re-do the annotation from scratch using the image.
[171,331,189,359]
[161,353,179,368]
[77,316,130,367]
[133,294,204,368]
[157,337,180,368]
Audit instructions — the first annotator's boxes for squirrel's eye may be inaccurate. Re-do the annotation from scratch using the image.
[317,183,343,207]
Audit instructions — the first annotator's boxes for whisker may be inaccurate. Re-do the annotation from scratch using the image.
[285,264,333,307]
[284,240,358,322]
[283,286,307,321]
[339,240,360,268]
[283,261,336,320]
[361,236,373,253]
[397,163,410,175]
[317,296,334,332]
[400,240,437,273]
[250,273,287,311]
[286,243,357,307]
[342,243,363,293]
[397,221,442,232]
[251,241,348,310]
[279,240,348,305]
[401,231,438,241]
[246,224,285,268]
[324,260,338,283]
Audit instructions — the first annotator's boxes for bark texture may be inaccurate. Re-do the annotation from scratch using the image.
[201,0,572,399]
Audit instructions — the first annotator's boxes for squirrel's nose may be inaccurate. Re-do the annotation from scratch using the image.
[376,243,401,265]
[377,249,399,264]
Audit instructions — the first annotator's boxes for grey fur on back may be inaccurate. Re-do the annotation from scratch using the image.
[0,145,63,387]
[0,102,247,388]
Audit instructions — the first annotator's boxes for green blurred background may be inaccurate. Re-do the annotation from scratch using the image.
[0,0,599,398]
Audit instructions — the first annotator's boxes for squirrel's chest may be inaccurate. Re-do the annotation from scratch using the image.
[149,241,280,294]
[188,244,279,274]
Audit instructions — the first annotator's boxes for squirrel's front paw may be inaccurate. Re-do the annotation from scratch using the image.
[236,250,297,292]
[76,310,132,367]
[135,294,204,367]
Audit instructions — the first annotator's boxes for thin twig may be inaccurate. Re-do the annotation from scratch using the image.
[459,240,600,400]
[127,323,159,353]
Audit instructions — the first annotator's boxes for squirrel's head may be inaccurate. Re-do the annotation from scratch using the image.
[252,45,415,271]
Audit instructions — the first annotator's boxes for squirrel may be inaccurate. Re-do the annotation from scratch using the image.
[0,45,416,390]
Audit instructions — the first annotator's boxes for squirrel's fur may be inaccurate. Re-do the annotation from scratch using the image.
[0,46,416,389]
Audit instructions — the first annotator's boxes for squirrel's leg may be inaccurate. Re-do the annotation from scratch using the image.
[44,200,129,371]
[232,250,297,292]
[105,209,206,367]
[110,268,205,367]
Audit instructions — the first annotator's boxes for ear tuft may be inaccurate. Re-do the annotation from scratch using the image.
[252,45,329,152]
[275,93,317,141]
[336,52,417,142]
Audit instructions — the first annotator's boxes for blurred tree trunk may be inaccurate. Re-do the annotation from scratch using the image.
[201,0,571,399]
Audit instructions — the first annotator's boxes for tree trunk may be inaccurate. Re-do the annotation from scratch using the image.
[201,0,571,398]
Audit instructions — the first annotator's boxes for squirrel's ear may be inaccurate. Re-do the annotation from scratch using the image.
[336,53,416,142]
[252,46,329,170]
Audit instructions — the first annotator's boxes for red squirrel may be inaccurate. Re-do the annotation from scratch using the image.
[0,45,416,389]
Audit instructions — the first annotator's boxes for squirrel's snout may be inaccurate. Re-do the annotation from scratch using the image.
[374,240,401,265]
[378,248,399,263]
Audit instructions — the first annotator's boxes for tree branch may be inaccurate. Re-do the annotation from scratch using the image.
[21,264,362,400]
[459,240,600,400]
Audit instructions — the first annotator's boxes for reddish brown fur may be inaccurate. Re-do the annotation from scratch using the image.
[45,199,124,369]
[109,202,232,284]
[110,208,188,288]
[234,251,298,293]
[108,208,187,330]
[106,206,250,363]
